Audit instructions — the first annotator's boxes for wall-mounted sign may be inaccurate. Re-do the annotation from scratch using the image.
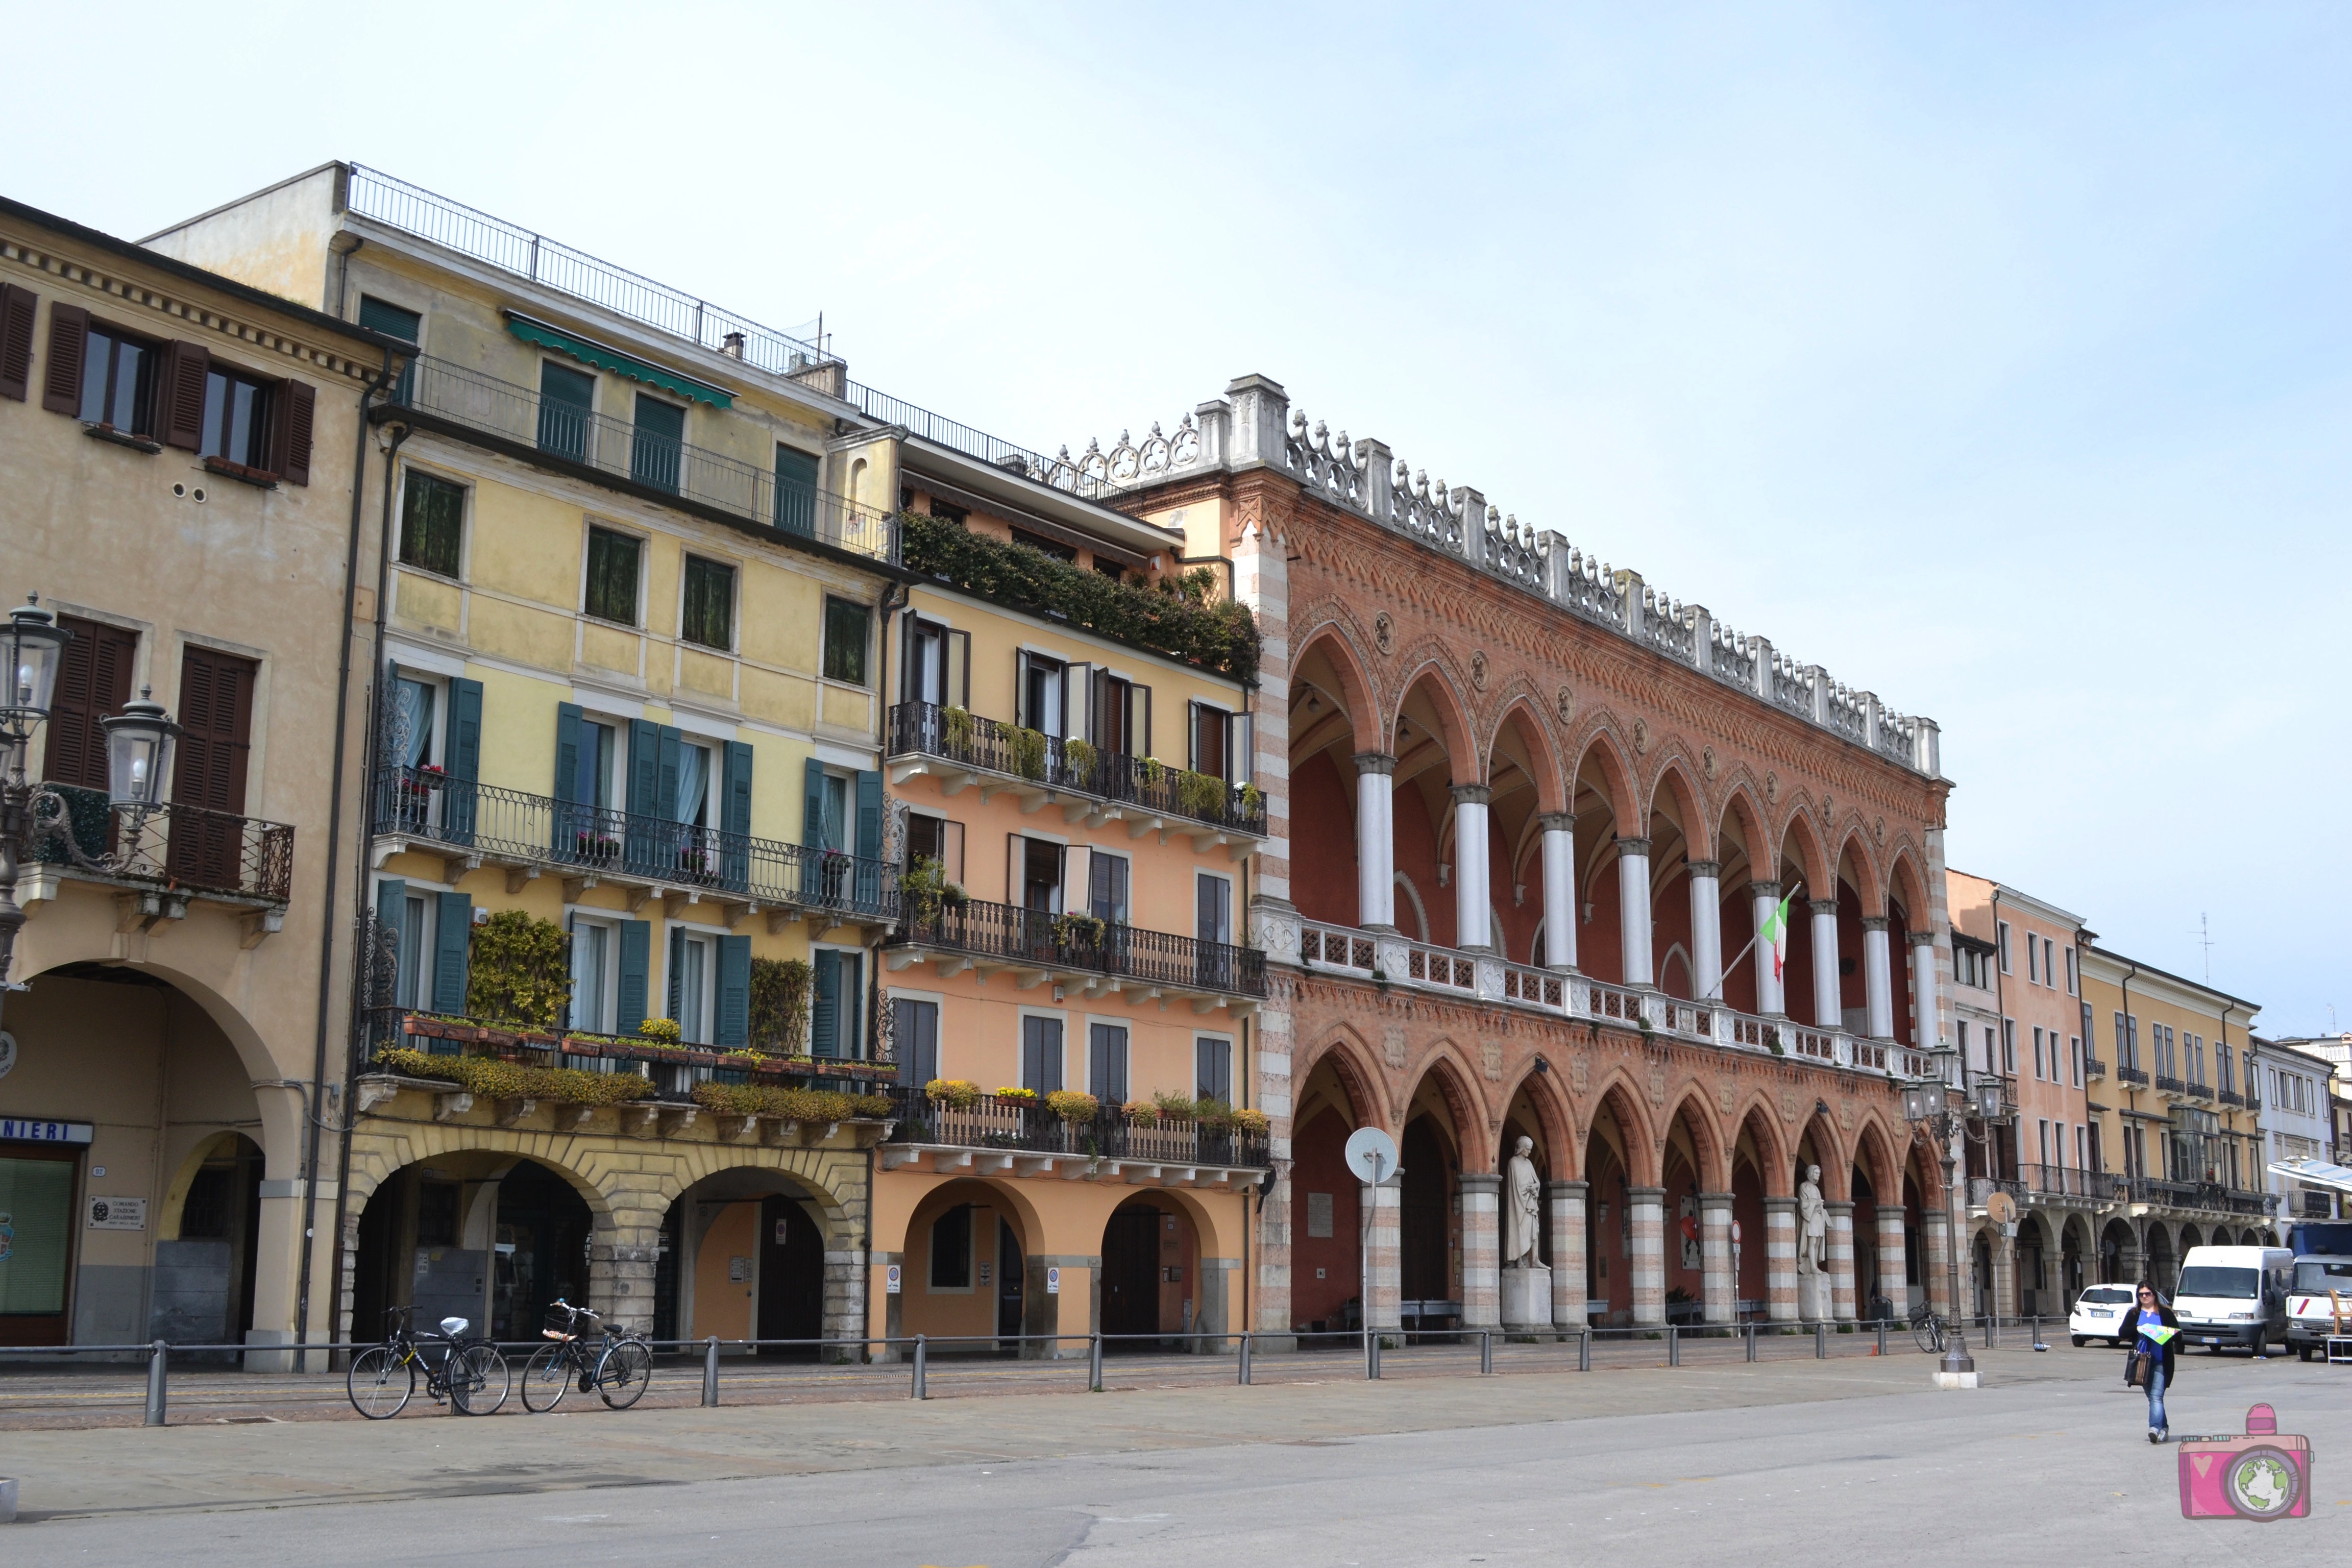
[885,1264,902,1295]
[0,1030,17,1080]
[3,1118,92,1145]
[1045,1266,1060,1295]
[87,1196,148,1231]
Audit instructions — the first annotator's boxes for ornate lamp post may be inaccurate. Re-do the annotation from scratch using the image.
[1903,1075,2005,1378]
[0,595,182,1009]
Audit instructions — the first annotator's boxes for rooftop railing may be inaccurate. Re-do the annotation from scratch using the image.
[390,356,897,562]
[35,782,294,904]
[888,896,1266,1000]
[371,764,897,923]
[880,1085,1271,1170]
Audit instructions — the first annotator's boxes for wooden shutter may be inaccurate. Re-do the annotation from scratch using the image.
[837,951,862,1059]
[947,629,970,709]
[854,770,883,861]
[1064,846,1091,919]
[375,878,407,1001]
[812,949,840,1057]
[0,284,36,402]
[941,818,965,884]
[666,927,685,1022]
[627,719,661,816]
[432,891,473,1014]
[720,740,753,889]
[171,645,257,817]
[715,934,751,1047]
[444,676,483,845]
[45,615,136,790]
[653,725,682,822]
[1231,712,1254,784]
[1064,664,1091,740]
[42,302,88,415]
[616,919,651,1035]
[275,378,316,484]
[155,340,210,451]
[1006,833,1024,908]
[1014,650,1033,730]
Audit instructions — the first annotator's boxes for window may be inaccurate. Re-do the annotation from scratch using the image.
[2064,945,2078,995]
[895,998,940,1085]
[569,715,618,811]
[929,1206,971,1289]
[1021,1015,1064,1093]
[2032,1026,2045,1081]
[1196,1036,1233,1104]
[1196,872,1232,945]
[2000,1017,2016,1073]
[1009,526,1077,562]
[669,928,713,1043]
[44,614,136,791]
[1190,701,1230,781]
[197,364,275,470]
[391,674,439,768]
[584,526,642,625]
[1090,670,1147,756]
[2070,1036,2082,1088]
[570,916,614,1033]
[79,322,158,434]
[2026,936,2038,985]
[774,444,819,536]
[1088,851,1130,924]
[812,948,863,1058]
[395,889,436,1011]
[537,361,595,460]
[1017,651,1065,731]
[1088,1022,1129,1105]
[630,393,684,493]
[399,472,465,578]
[0,1150,77,1324]
[1996,921,2011,974]
[905,812,964,883]
[817,772,851,853]
[823,597,869,685]
[681,556,735,650]
[2038,1120,2050,1167]
[905,617,950,706]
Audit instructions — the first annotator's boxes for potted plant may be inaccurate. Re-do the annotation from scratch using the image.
[1232,1108,1270,1136]
[1045,1089,1100,1124]
[1062,737,1098,789]
[1009,726,1048,781]
[575,829,620,864]
[926,1077,982,1110]
[1152,1091,1199,1123]
[639,1017,683,1046]
[993,1085,1039,1108]
[1124,1100,1160,1126]
[942,704,976,751]
[1051,910,1107,951]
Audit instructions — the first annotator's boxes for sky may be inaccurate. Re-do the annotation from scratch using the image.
[11,2,2347,1032]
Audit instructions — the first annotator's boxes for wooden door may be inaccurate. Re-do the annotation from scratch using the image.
[167,644,257,889]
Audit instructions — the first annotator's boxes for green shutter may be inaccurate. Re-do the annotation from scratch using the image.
[716,935,751,1047]
[837,951,862,1060]
[655,725,682,822]
[616,919,651,1036]
[432,891,472,1015]
[854,769,884,913]
[667,926,684,1024]
[444,677,483,845]
[555,703,583,804]
[775,445,818,536]
[626,718,661,874]
[721,740,753,890]
[812,949,839,1058]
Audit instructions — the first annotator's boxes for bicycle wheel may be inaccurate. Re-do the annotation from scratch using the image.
[451,1341,510,1415]
[1914,1314,1945,1355]
[348,1345,415,1419]
[596,1339,653,1409]
[521,1342,575,1412]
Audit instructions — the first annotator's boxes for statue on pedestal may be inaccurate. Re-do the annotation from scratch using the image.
[1504,1135,1544,1268]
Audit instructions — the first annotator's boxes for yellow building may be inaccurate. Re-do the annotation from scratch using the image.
[2077,943,2273,1295]
[872,444,1270,1356]
[1,191,396,1357]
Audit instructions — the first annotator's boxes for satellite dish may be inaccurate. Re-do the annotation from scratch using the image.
[1986,1190,2018,1226]
[1344,1126,1400,1186]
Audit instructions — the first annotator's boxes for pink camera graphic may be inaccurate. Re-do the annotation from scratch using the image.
[2177,1403,2311,1521]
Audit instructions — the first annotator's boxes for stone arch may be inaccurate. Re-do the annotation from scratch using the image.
[1885,843,1931,928]
[1485,689,1568,814]
[1731,1094,1794,1198]
[1404,1042,1494,1170]
[1793,1105,1849,1202]
[1297,1025,1390,1133]
[1662,1089,1730,1192]
[1642,751,1715,864]
[1712,777,1773,887]
[1835,824,1885,914]
[1775,803,1834,903]
[1390,649,1480,782]
[1565,720,1641,827]
[1850,1115,1904,1202]
[1583,1071,1660,1187]
[1291,620,1385,756]
[1496,1057,1579,1180]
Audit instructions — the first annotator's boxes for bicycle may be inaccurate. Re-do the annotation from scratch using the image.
[348,1306,510,1418]
[521,1298,654,1412]
[1910,1298,1948,1355]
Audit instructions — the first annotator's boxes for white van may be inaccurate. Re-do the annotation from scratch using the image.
[2171,1244,2293,1356]
[2285,1255,2352,1361]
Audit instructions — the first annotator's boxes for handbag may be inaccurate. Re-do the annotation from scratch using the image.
[2126,1351,2152,1388]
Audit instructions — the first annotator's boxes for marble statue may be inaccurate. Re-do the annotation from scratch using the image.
[1503,1135,1543,1267]
[1797,1163,1828,1276]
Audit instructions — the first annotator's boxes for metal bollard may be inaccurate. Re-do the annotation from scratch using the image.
[1368,1332,1382,1380]
[1089,1332,1104,1392]
[1480,1329,1493,1375]
[1579,1329,1591,1372]
[912,1334,927,1400]
[1877,1320,1887,1357]
[702,1336,720,1407]
[1238,1331,1253,1386]
[144,1340,168,1428]
[1815,1321,1827,1359]
[1745,1321,1757,1363]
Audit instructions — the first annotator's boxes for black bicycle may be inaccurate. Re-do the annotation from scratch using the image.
[1910,1298,1948,1355]
[521,1298,654,1412]
[348,1306,510,1418]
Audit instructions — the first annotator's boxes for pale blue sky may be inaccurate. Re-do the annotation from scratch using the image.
[14,2,2347,1029]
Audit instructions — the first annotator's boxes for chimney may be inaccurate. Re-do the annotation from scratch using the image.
[720,331,746,359]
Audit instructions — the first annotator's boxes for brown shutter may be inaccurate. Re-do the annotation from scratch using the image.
[47,616,139,790]
[0,284,36,401]
[156,340,210,450]
[42,302,89,415]
[170,644,257,817]
[275,377,315,484]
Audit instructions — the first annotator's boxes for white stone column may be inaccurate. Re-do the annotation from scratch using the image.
[1700,1192,1735,1325]
[1458,1171,1500,1328]
[1540,812,1577,971]
[1750,881,1785,1015]
[1548,1180,1587,1330]
[1876,1202,1909,1314]
[1765,1196,1798,1322]
[1355,752,1395,932]
[1616,837,1653,988]
[1687,861,1722,1000]
[1908,928,1939,1049]
[1451,785,1493,952]
[1628,1186,1666,1326]
[1364,1174,1402,1333]
[1828,1202,1857,1322]
[1862,917,1894,1039]
[1809,898,1842,1028]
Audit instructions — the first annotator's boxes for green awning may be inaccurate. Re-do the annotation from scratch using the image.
[504,312,732,407]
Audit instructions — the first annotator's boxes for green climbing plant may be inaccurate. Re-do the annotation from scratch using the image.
[465,910,572,1029]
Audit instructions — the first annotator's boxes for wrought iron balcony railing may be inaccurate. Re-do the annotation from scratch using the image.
[35,781,295,903]
[2019,1163,2122,1202]
[2082,1055,2106,1081]
[354,1006,894,1098]
[879,1085,1271,1169]
[2217,1088,2243,1108]
[371,764,897,921]
[388,355,897,563]
[886,701,1266,838]
[888,896,1266,999]
[2115,1064,2150,1087]
[2154,1074,2186,1093]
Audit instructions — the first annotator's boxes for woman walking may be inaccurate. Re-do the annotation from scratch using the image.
[2128,1280,2180,1442]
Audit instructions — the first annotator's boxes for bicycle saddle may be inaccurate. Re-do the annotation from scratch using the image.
[439,1316,470,1337]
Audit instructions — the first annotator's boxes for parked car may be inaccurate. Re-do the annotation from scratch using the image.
[2171,1244,2293,1356]
[2069,1283,2139,1346]
[2285,1254,2352,1361]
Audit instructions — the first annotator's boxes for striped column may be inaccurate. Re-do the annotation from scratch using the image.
[1922,1209,1953,1319]
[1700,1193,1735,1325]
[1458,1172,1501,1328]
[1765,1197,1799,1322]
[1877,1204,1910,1316]
[1828,1202,1857,1322]
[1628,1187,1667,1327]
[1991,1234,2017,1325]
[1548,1181,1588,1331]
[1364,1177,1402,1333]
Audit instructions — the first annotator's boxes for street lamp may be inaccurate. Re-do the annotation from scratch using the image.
[1902,1077,1976,1377]
[2,598,69,731]
[102,689,180,808]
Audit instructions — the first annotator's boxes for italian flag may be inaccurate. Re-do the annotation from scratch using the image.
[1759,893,1795,981]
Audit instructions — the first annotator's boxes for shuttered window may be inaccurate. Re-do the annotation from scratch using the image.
[537,361,594,460]
[584,526,642,625]
[681,556,735,650]
[774,444,818,536]
[198,363,274,469]
[399,472,466,577]
[630,393,685,493]
[896,998,940,1085]
[358,296,421,402]
[822,597,869,685]
[1088,1023,1129,1105]
[45,616,137,791]
[0,284,38,402]
[1021,1016,1064,1094]
[1195,1036,1232,1104]
[75,321,158,435]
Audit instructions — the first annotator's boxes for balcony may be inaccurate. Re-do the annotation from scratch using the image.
[387,355,897,564]
[2083,1055,2106,1081]
[2115,1064,2150,1087]
[886,701,1265,849]
[2121,1177,2277,1217]
[1294,918,1938,1082]
[371,764,897,926]
[1967,1176,2028,1210]
[2185,1080,2215,1101]
[884,896,1265,1010]
[2020,1163,2123,1203]
[27,782,294,934]
[876,1085,1270,1181]
[2217,1088,2244,1108]
[2155,1074,2186,1093]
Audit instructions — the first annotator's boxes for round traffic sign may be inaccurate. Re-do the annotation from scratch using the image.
[1343,1126,1400,1186]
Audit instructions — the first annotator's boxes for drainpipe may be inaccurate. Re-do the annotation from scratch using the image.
[293,339,408,1365]
[862,575,908,1360]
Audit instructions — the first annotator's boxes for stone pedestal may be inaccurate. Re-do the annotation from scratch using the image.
[1797,1261,1830,1322]
[1501,1264,1553,1332]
